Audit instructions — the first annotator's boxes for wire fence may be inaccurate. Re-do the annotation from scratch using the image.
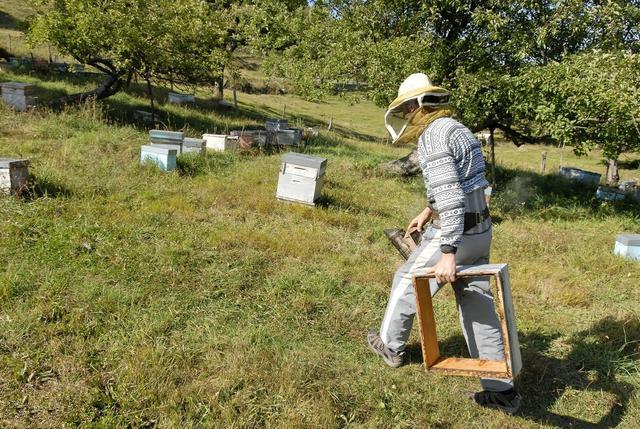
[1,31,68,63]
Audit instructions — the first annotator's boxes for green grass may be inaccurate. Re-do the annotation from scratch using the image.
[1,64,640,429]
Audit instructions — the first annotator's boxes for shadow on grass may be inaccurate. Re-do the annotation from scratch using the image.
[0,10,22,31]
[22,175,74,200]
[404,316,638,428]
[492,165,640,219]
[617,159,640,170]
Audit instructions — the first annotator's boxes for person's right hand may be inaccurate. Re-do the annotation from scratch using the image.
[405,207,432,237]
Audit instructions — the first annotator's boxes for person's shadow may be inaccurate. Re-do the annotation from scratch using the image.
[406,316,638,427]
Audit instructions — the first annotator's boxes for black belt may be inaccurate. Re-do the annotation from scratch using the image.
[430,206,490,231]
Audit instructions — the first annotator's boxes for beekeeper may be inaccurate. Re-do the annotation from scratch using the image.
[367,73,521,414]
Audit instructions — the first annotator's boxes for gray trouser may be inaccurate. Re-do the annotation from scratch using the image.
[379,224,513,391]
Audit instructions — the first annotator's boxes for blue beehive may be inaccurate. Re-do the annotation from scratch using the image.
[614,234,640,261]
[596,186,625,201]
[559,167,601,186]
[140,145,177,171]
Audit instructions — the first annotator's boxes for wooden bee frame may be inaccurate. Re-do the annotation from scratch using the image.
[413,264,522,379]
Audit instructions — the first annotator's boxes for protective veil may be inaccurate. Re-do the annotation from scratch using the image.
[384,73,451,145]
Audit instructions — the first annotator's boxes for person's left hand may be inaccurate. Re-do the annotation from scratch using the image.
[424,253,457,284]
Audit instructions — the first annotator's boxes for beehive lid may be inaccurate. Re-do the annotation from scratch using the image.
[0,158,30,168]
[617,234,640,246]
[282,152,327,170]
[149,129,184,142]
[2,82,35,91]
[141,145,178,155]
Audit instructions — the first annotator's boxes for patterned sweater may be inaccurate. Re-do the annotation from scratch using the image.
[417,117,489,252]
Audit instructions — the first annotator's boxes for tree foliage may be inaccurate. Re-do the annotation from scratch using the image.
[515,52,640,160]
[268,0,640,164]
[26,0,304,100]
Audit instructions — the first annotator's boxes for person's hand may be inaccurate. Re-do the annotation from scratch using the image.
[405,207,432,237]
[424,253,457,284]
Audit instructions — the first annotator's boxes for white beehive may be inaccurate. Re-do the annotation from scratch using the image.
[276,152,327,206]
[203,134,238,152]
[614,234,640,261]
[0,158,30,195]
[167,92,196,105]
[140,145,177,171]
[1,82,36,112]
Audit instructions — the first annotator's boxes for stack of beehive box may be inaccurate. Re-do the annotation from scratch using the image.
[276,152,327,206]
[0,158,30,195]
[1,82,36,112]
[141,130,207,171]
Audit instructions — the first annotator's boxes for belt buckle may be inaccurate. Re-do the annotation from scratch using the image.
[475,212,482,224]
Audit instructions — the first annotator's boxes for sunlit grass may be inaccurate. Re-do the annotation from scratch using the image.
[0,64,639,429]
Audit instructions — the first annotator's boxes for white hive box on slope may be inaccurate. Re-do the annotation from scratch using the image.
[276,152,327,206]
[167,92,196,105]
[202,134,238,152]
[614,234,640,261]
[0,158,30,195]
[140,146,177,171]
[1,82,36,111]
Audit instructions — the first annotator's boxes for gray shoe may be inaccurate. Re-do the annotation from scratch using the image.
[468,389,522,415]
[367,331,405,368]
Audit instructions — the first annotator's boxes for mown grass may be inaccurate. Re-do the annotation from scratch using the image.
[1,65,640,429]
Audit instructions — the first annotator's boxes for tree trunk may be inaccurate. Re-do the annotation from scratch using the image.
[45,74,122,108]
[540,151,547,173]
[233,87,238,112]
[606,158,620,186]
[145,74,155,124]
[489,127,496,189]
[213,76,224,103]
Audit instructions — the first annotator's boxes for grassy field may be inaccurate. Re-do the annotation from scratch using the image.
[2,55,640,429]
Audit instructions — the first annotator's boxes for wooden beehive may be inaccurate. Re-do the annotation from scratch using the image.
[230,130,272,149]
[1,82,36,112]
[413,264,522,379]
[140,145,177,171]
[614,234,640,261]
[276,152,327,206]
[0,158,30,195]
